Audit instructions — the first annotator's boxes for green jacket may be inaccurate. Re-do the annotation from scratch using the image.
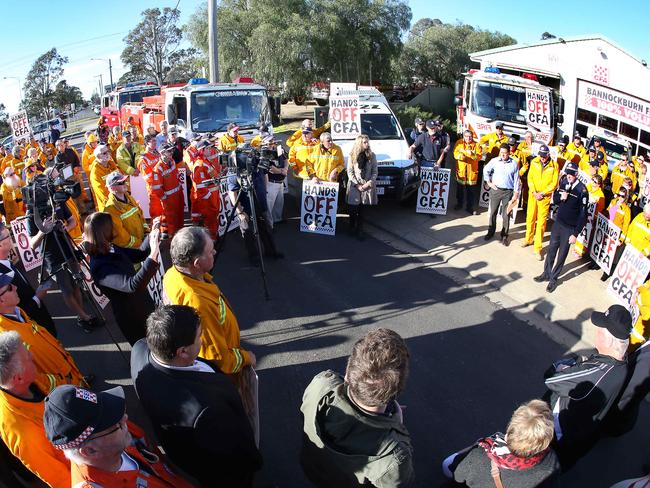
[300,370,414,487]
[115,142,144,175]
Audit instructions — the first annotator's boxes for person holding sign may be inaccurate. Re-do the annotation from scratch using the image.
[624,204,650,260]
[104,172,148,249]
[152,143,184,238]
[89,144,120,212]
[576,174,606,259]
[85,212,160,345]
[347,135,378,240]
[521,145,559,260]
[286,119,330,148]
[567,132,587,160]
[482,144,520,246]
[534,163,588,292]
[408,120,449,168]
[289,128,318,179]
[453,130,482,214]
[190,139,221,240]
[307,132,344,183]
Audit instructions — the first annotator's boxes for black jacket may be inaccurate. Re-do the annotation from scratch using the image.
[0,261,56,337]
[89,243,157,345]
[553,177,588,235]
[130,339,262,487]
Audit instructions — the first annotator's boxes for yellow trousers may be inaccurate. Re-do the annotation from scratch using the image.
[455,159,479,185]
[525,194,551,253]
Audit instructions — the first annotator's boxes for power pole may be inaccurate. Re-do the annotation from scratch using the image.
[108,59,114,91]
[208,0,219,82]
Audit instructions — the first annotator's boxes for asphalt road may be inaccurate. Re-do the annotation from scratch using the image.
[14,187,640,488]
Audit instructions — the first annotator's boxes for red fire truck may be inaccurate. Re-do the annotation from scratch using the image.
[100,81,160,129]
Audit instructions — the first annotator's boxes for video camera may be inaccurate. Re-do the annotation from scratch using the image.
[21,170,81,219]
[227,143,278,176]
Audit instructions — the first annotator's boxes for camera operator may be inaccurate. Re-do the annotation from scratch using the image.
[227,148,283,266]
[27,168,100,334]
[263,136,288,226]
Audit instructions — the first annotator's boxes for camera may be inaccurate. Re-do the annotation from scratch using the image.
[22,171,81,219]
[228,144,277,175]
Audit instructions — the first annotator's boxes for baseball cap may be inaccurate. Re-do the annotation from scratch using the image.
[425,120,435,129]
[44,385,126,450]
[121,130,131,137]
[573,131,582,139]
[0,273,13,288]
[144,134,155,144]
[495,121,504,129]
[596,152,605,162]
[159,142,175,153]
[564,162,579,176]
[191,133,202,142]
[589,159,600,168]
[594,136,601,142]
[86,133,98,144]
[507,136,517,146]
[559,135,569,145]
[168,126,179,134]
[301,127,313,134]
[261,135,276,146]
[538,144,550,157]
[588,146,597,152]
[227,123,239,132]
[591,305,632,340]
[106,171,128,187]
[414,117,424,125]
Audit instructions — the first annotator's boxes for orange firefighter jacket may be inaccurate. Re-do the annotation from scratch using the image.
[163,266,250,374]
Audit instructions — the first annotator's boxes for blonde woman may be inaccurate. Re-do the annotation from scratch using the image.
[347,135,378,239]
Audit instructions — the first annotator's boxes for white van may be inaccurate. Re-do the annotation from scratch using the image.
[319,86,419,201]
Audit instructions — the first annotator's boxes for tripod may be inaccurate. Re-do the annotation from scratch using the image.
[214,169,271,300]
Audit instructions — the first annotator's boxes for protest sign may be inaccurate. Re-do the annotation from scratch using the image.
[9,111,31,143]
[10,217,43,271]
[300,181,338,235]
[129,175,151,218]
[608,245,650,308]
[329,95,360,139]
[147,264,165,307]
[576,170,590,187]
[575,200,598,250]
[177,168,189,212]
[218,172,240,236]
[590,213,621,274]
[416,167,450,215]
[329,82,356,97]
[526,90,551,128]
[640,177,650,208]
[80,265,109,309]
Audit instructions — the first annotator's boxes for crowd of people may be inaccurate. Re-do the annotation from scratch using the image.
[0,110,648,488]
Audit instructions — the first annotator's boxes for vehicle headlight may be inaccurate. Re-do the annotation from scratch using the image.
[403,165,417,179]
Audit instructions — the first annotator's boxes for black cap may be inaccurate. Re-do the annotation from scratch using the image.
[573,131,582,139]
[0,273,12,288]
[588,146,597,152]
[591,305,632,340]
[596,152,605,162]
[564,162,579,176]
[495,121,504,129]
[159,142,175,153]
[425,120,435,129]
[507,136,517,146]
[589,159,600,168]
[594,136,601,142]
[538,144,550,157]
[122,130,131,137]
[44,385,125,450]
[144,134,155,144]
[560,135,569,145]
[197,139,213,150]
[414,117,423,125]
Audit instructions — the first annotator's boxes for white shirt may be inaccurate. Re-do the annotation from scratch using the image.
[118,452,139,472]
[151,353,216,374]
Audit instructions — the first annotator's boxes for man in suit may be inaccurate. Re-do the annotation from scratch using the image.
[0,222,56,337]
[130,304,262,487]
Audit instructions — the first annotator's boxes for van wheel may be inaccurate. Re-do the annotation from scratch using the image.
[281,98,289,105]
[293,95,306,106]
[316,99,327,106]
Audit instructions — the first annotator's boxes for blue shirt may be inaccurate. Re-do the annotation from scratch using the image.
[483,156,521,192]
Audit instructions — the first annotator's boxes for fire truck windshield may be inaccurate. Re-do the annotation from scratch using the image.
[471,81,528,123]
[118,87,160,106]
[190,89,268,132]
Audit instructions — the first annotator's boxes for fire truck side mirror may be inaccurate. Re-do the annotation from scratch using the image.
[166,105,177,125]
[558,97,565,115]
[454,79,462,97]
[454,96,463,107]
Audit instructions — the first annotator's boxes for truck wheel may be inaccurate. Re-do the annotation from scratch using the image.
[293,95,306,106]
[316,98,327,107]
[281,98,289,105]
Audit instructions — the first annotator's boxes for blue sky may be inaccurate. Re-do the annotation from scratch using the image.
[1,0,648,114]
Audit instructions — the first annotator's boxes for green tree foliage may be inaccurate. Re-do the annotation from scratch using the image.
[121,8,190,85]
[52,80,84,112]
[90,92,101,105]
[185,0,411,94]
[399,19,516,88]
[0,104,9,137]
[21,48,68,120]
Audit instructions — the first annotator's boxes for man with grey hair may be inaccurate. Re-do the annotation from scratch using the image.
[307,132,344,183]
[0,331,71,486]
[155,120,169,149]
[543,304,630,470]
[43,384,193,487]
[163,226,256,374]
